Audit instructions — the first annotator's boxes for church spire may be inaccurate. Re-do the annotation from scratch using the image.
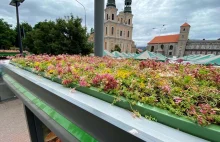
[124,0,132,13]
[106,0,116,8]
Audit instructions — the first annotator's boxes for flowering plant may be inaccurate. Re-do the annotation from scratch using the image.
[11,55,220,126]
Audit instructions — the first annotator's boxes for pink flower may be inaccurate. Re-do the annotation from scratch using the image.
[161,85,171,94]
[197,115,204,125]
[174,97,182,104]
[188,105,196,115]
[79,78,89,87]
[62,79,72,86]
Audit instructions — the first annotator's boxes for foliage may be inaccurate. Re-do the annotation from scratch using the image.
[90,28,94,33]
[12,55,220,126]
[23,15,92,55]
[113,45,121,52]
[0,19,16,49]
[14,22,33,50]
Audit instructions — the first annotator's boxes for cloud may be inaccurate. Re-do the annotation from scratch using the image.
[0,0,219,46]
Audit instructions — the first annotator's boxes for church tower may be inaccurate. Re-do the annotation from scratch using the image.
[177,22,190,57]
[104,0,135,53]
[105,0,117,22]
[124,0,132,13]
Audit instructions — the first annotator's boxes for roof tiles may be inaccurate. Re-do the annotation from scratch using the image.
[181,22,190,27]
[148,34,180,44]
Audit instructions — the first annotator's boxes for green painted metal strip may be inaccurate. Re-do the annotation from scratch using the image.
[4,74,98,142]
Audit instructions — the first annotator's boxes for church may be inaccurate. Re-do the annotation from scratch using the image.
[104,0,136,53]
[147,23,220,57]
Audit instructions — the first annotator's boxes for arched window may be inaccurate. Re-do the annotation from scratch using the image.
[112,27,114,35]
[128,31,130,37]
[169,45,173,50]
[112,14,114,20]
[128,19,131,25]
[161,44,164,50]
[106,27,108,35]
[107,14,108,20]
[183,28,185,31]
[151,46,154,52]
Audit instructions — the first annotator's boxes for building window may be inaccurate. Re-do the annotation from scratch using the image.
[169,52,173,56]
[120,31,122,36]
[106,27,107,35]
[182,35,184,38]
[121,18,123,23]
[183,28,185,31]
[161,44,164,50]
[128,31,130,37]
[128,19,131,25]
[107,14,108,20]
[151,46,154,52]
[169,45,173,50]
[112,27,114,35]
[112,14,114,20]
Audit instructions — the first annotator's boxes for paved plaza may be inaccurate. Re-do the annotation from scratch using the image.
[0,99,30,142]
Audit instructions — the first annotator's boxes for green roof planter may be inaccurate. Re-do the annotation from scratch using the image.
[9,55,220,142]
[0,52,27,57]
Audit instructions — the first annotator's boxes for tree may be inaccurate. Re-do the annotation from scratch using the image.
[14,22,32,50]
[0,19,16,49]
[24,14,92,55]
[90,28,94,34]
[113,45,121,52]
[20,22,32,38]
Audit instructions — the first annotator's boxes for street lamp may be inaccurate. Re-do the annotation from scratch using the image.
[10,0,25,55]
[75,0,86,28]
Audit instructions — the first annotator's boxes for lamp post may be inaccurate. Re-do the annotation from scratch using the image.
[75,0,86,28]
[10,0,25,55]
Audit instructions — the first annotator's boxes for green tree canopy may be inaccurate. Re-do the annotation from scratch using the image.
[113,44,121,52]
[24,15,92,55]
[14,22,32,50]
[0,19,16,49]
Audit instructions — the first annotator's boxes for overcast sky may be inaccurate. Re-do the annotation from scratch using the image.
[0,0,220,46]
